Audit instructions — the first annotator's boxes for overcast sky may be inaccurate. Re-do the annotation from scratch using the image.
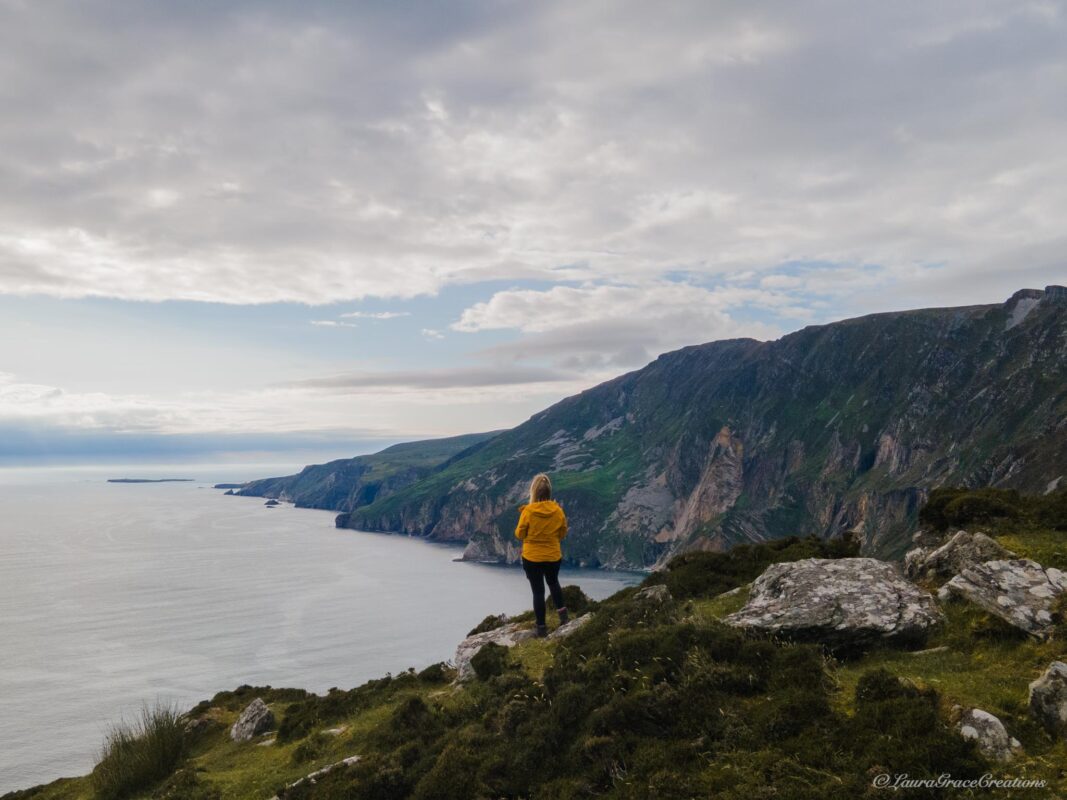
[1,0,1065,463]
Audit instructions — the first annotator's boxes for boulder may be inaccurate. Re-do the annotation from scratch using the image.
[1028,661,1067,738]
[453,622,536,682]
[230,698,275,742]
[273,755,362,799]
[723,558,942,649]
[904,530,1014,581]
[633,584,671,603]
[937,559,1066,638]
[548,613,594,640]
[912,527,947,550]
[957,708,1022,762]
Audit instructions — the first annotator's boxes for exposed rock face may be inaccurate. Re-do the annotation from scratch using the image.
[904,530,1015,582]
[548,613,594,640]
[937,559,1066,638]
[957,708,1022,762]
[1028,662,1067,738]
[633,584,672,604]
[723,558,943,649]
[453,623,537,682]
[230,698,274,742]
[245,288,1066,569]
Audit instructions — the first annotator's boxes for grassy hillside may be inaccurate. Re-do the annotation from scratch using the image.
[234,432,500,512]
[11,490,1067,800]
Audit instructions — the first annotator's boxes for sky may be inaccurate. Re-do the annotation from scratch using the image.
[1,0,1065,464]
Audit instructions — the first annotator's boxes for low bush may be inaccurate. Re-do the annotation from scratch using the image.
[549,585,597,615]
[470,642,511,681]
[920,486,1067,534]
[467,614,510,636]
[90,704,187,800]
[651,534,860,600]
[277,672,419,743]
[415,661,451,683]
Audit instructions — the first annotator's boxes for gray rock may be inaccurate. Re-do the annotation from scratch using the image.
[912,527,947,550]
[453,622,536,682]
[937,559,1066,638]
[273,755,362,798]
[633,584,671,603]
[957,708,1022,762]
[230,698,274,742]
[1028,661,1067,738]
[548,613,594,640]
[723,558,942,649]
[904,530,1014,581]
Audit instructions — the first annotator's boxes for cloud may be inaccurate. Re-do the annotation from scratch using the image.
[339,311,411,319]
[311,319,358,328]
[0,1,1063,307]
[452,282,782,368]
[287,365,581,392]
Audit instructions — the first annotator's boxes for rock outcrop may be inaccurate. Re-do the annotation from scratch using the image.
[633,584,671,604]
[957,708,1022,762]
[548,613,594,640]
[904,530,1015,582]
[937,559,1066,638]
[230,698,274,742]
[723,558,943,649]
[273,755,362,799]
[1028,661,1067,738]
[453,623,537,682]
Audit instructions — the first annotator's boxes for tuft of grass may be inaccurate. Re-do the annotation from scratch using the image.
[90,704,186,800]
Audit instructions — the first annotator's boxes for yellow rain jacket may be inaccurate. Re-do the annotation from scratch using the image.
[514,500,568,562]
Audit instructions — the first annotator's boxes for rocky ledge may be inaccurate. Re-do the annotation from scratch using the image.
[723,557,943,650]
[937,559,1066,639]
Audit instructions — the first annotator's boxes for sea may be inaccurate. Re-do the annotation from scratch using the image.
[0,464,642,793]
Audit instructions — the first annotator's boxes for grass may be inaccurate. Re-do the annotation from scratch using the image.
[996,528,1067,571]
[89,705,186,800]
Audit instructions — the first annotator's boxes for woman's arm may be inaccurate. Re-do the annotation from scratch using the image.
[559,511,568,541]
[515,506,529,541]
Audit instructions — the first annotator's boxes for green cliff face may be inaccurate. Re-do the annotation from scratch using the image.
[235,432,500,512]
[264,287,1067,570]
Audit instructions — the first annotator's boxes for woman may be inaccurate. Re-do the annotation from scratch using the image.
[515,473,569,637]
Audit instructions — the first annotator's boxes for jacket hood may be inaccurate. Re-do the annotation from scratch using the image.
[525,500,562,516]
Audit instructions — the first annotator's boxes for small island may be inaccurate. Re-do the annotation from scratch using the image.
[107,478,195,483]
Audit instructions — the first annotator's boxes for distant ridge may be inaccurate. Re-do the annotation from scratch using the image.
[107,478,195,483]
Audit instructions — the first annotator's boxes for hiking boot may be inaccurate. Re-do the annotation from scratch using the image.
[558,607,570,625]
[536,624,549,638]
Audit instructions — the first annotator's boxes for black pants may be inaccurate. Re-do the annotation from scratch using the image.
[522,557,565,626]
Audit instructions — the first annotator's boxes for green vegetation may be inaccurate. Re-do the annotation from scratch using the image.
[644,533,860,600]
[921,486,1067,533]
[237,431,500,512]
[89,705,187,800]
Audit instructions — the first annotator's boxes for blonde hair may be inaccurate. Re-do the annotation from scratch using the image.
[529,473,552,504]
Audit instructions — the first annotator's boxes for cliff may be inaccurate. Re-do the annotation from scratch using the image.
[233,432,500,512]
[335,287,1066,568]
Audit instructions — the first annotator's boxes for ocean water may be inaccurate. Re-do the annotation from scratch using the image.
[0,465,642,792]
